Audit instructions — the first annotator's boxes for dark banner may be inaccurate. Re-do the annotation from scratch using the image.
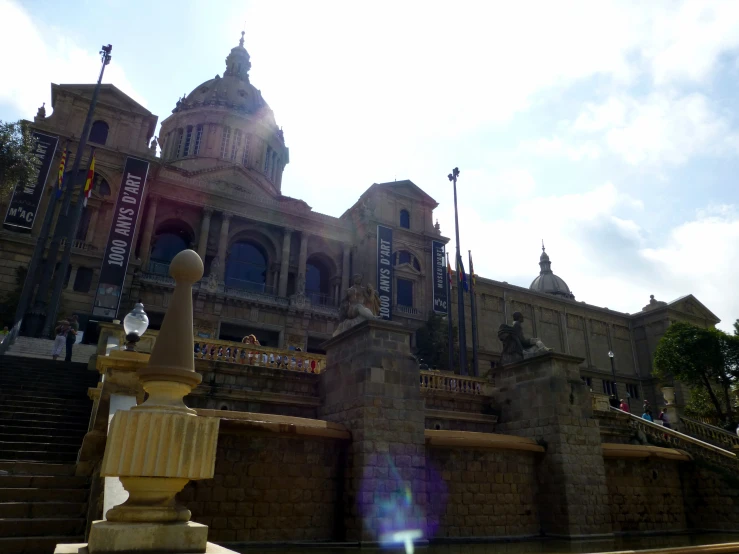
[3,131,59,231]
[376,225,392,320]
[432,240,448,314]
[92,157,150,319]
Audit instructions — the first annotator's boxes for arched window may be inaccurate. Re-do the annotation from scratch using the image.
[399,209,410,229]
[73,267,94,293]
[394,250,421,271]
[174,129,184,159]
[231,130,242,161]
[306,259,331,305]
[242,135,250,166]
[89,121,109,145]
[193,125,203,156]
[220,127,231,159]
[225,241,267,291]
[150,225,190,275]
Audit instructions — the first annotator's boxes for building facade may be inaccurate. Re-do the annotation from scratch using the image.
[0,34,719,411]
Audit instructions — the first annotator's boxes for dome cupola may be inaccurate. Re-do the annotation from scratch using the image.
[529,242,575,299]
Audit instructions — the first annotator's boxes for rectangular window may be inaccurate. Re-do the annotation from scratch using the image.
[231,130,242,161]
[193,125,203,156]
[581,376,592,388]
[182,126,193,157]
[73,267,93,293]
[602,380,616,396]
[242,135,250,166]
[270,152,277,181]
[175,129,184,158]
[397,278,413,307]
[264,145,272,172]
[626,383,640,399]
[220,127,231,158]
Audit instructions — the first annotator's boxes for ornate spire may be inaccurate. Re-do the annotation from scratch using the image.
[539,242,552,273]
[224,31,251,81]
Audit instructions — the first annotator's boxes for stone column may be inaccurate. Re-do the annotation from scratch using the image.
[297,231,309,290]
[278,228,293,297]
[320,320,426,544]
[138,196,159,267]
[86,207,100,244]
[66,265,78,291]
[217,213,232,280]
[341,244,350,295]
[196,208,213,259]
[493,352,612,536]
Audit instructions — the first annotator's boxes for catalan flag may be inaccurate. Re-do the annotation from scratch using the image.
[82,149,96,207]
[469,251,476,290]
[56,147,68,198]
[447,256,453,285]
[457,255,469,292]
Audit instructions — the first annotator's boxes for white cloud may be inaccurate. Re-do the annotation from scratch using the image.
[574,93,739,165]
[520,136,602,161]
[0,0,145,119]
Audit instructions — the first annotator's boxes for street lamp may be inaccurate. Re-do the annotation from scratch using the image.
[123,303,149,351]
[608,350,619,407]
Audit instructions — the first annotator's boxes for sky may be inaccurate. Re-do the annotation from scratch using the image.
[1,0,739,331]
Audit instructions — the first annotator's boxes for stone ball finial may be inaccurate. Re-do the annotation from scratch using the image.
[169,249,204,285]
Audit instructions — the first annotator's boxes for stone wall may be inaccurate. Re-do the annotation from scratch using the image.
[682,463,739,531]
[605,458,687,533]
[180,431,343,543]
[426,447,539,538]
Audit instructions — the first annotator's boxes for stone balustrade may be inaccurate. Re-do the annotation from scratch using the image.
[680,416,739,451]
[194,337,325,374]
[419,370,490,396]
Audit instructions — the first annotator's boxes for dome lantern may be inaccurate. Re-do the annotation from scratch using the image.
[529,242,575,300]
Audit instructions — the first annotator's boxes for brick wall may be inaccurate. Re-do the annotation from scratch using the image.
[426,447,539,538]
[605,458,686,533]
[179,432,343,543]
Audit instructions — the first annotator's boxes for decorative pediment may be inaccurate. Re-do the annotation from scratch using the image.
[668,294,720,323]
[52,84,152,116]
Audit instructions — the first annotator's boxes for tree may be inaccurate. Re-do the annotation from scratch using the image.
[415,313,460,372]
[653,321,739,427]
[0,120,40,201]
[734,318,739,337]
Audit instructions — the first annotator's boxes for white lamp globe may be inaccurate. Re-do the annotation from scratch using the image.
[123,303,149,340]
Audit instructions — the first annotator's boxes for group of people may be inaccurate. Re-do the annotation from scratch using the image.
[193,335,319,372]
[51,315,79,362]
[614,397,672,428]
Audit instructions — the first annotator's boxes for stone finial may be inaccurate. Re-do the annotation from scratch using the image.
[35,102,46,121]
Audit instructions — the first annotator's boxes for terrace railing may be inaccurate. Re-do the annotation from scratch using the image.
[194,337,325,374]
[419,370,491,396]
[680,416,739,451]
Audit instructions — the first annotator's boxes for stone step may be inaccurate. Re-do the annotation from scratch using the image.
[0,534,84,554]
[0,488,87,503]
[0,475,88,489]
[0,381,97,394]
[0,424,87,437]
[0,442,80,454]
[0,501,86,518]
[0,517,86,538]
[0,392,93,405]
[0,462,76,476]
[0,433,87,445]
[0,401,91,416]
[0,449,77,464]
[0,411,90,424]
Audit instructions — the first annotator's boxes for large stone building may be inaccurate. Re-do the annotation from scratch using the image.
[0,34,719,410]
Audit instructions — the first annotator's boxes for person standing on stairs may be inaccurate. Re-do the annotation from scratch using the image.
[65,315,79,362]
[52,319,70,361]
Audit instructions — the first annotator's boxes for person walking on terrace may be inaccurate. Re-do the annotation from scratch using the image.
[619,398,630,412]
[52,319,71,361]
[64,315,79,362]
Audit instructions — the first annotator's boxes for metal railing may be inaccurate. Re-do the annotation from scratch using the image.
[611,407,739,473]
[0,320,22,356]
[147,260,171,276]
[680,416,739,451]
[225,277,277,295]
[419,370,490,396]
[194,337,325,374]
[307,291,336,307]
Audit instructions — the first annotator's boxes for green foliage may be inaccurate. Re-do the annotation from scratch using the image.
[0,265,28,327]
[0,120,40,201]
[684,386,727,425]
[415,313,459,372]
[654,321,739,426]
[734,319,739,337]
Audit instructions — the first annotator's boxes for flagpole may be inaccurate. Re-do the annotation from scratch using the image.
[469,250,479,377]
[42,44,112,337]
[13,147,68,331]
[446,252,454,373]
[448,167,467,375]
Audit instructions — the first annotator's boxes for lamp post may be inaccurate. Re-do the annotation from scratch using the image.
[448,167,467,376]
[123,303,149,351]
[608,350,618,407]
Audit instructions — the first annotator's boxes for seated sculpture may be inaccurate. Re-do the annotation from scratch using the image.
[498,311,552,365]
[333,274,381,337]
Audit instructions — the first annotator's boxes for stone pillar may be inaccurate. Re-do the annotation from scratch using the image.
[493,352,612,537]
[138,196,159,267]
[320,320,426,544]
[66,265,78,291]
[197,208,213,259]
[86,207,100,244]
[341,244,350,295]
[278,228,293,297]
[217,213,232,280]
[297,231,309,291]
[271,265,279,294]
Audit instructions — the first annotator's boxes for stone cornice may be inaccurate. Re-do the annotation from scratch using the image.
[425,429,544,453]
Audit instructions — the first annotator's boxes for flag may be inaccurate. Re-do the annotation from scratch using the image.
[457,255,469,292]
[56,148,68,198]
[447,257,453,285]
[82,149,96,207]
[469,251,476,290]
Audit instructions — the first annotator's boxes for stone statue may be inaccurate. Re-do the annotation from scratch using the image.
[205,257,220,292]
[333,274,381,336]
[35,102,46,121]
[497,311,551,365]
[149,137,158,155]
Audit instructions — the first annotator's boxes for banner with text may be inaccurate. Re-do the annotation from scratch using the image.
[432,240,448,314]
[92,157,150,319]
[376,225,393,320]
[3,132,59,231]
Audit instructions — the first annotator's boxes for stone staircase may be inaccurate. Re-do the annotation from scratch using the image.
[0,356,99,553]
[4,336,97,365]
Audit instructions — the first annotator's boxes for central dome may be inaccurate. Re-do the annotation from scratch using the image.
[529,244,575,299]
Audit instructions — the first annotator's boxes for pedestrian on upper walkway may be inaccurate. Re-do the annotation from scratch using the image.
[642,410,653,422]
[619,399,630,412]
[52,319,70,361]
[65,315,79,362]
